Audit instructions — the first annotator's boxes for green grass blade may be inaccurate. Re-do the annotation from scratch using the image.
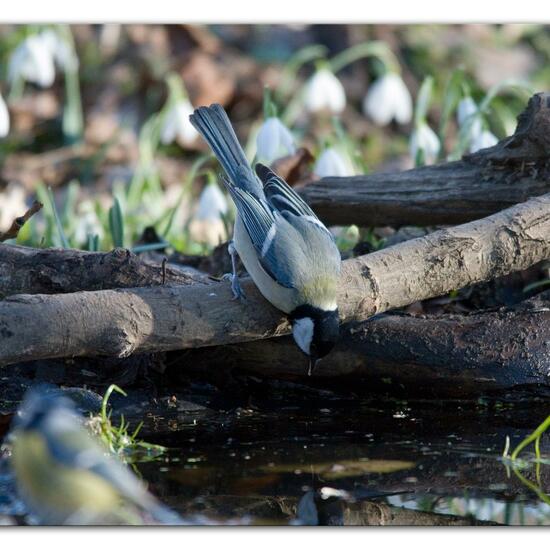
[108,197,125,248]
[47,186,70,248]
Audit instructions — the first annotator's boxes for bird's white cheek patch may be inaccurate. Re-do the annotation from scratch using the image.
[292,317,314,355]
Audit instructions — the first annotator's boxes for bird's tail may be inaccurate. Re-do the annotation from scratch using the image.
[190,104,260,196]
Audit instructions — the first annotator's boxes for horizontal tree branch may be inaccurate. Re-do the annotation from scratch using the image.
[181,292,550,397]
[0,245,209,299]
[299,92,550,227]
[1,192,549,367]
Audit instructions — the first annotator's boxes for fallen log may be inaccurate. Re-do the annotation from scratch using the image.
[1,192,549,367]
[0,245,208,299]
[180,291,550,397]
[168,495,499,526]
[299,93,550,227]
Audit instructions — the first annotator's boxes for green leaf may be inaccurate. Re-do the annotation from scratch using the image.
[478,79,533,115]
[87,233,100,252]
[414,75,434,126]
[108,197,125,249]
[439,68,466,140]
[47,186,70,249]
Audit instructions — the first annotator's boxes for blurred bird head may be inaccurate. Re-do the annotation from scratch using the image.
[10,387,183,526]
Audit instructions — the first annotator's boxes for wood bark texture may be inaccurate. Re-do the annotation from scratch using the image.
[181,292,550,397]
[0,245,208,298]
[1,192,549,366]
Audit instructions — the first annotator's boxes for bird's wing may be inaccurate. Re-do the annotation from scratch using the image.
[222,175,302,289]
[281,211,342,275]
[255,163,321,220]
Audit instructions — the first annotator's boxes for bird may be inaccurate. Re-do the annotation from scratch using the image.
[189,104,341,375]
[9,387,185,525]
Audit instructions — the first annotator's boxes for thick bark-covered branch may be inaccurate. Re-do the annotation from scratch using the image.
[299,93,550,227]
[181,292,550,397]
[1,193,549,366]
[0,245,208,299]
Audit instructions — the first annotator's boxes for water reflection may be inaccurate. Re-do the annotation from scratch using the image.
[1,398,548,525]
[132,401,549,526]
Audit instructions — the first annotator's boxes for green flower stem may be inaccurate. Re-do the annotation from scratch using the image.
[63,67,84,142]
[329,41,401,74]
[159,154,211,237]
[8,75,25,102]
[277,44,328,100]
[57,25,84,142]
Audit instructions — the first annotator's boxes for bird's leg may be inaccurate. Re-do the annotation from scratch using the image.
[224,240,246,301]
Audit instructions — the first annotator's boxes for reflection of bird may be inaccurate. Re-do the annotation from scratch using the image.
[190,105,341,375]
[10,388,184,525]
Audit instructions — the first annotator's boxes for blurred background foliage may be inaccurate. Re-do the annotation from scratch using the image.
[0,24,546,255]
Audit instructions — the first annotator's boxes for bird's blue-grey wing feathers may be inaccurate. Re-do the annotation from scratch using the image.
[255,163,318,219]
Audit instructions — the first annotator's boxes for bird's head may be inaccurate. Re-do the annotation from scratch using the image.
[290,305,340,376]
[14,386,77,434]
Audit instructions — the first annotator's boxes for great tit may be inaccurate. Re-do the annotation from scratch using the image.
[190,105,341,375]
[9,388,184,525]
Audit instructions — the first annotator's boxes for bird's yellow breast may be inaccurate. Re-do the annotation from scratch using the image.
[299,275,338,311]
[12,431,123,521]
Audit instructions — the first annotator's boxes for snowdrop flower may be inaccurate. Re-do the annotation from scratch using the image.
[457,96,482,139]
[73,203,104,244]
[313,147,355,178]
[0,183,27,232]
[160,99,198,147]
[8,34,56,88]
[0,93,9,138]
[469,129,498,153]
[8,30,78,89]
[304,68,346,114]
[256,117,296,163]
[195,182,228,221]
[40,29,78,72]
[409,122,440,165]
[190,182,229,246]
[363,72,412,126]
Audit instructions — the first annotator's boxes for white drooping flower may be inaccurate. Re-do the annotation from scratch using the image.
[0,183,27,232]
[73,201,104,244]
[363,72,413,126]
[304,68,346,114]
[256,117,296,163]
[195,182,228,221]
[8,34,56,88]
[40,29,78,72]
[469,130,498,153]
[313,147,355,178]
[189,182,229,246]
[409,122,440,165]
[0,93,9,138]
[160,99,198,147]
[457,96,482,140]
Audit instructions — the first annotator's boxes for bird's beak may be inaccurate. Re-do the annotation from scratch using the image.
[308,356,319,377]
